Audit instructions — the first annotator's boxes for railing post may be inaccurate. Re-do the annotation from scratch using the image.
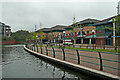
[45,46,48,55]
[33,46,34,51]
[76,50,80,64]
[34,45,35,51]
[62,48,65,60]
[31,46,33,51]
[40,47,43,54]
[98,52,103,71]
[37,45,38,52]
[52,48,55,58]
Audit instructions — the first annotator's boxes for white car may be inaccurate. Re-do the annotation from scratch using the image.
[63,39,73,45]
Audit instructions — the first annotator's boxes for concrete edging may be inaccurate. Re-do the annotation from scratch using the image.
[24,45,120,80]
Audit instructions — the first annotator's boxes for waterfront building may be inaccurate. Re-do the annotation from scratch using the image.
[36,15,120,49]
[0,22,11,37]
[94,15,120,48]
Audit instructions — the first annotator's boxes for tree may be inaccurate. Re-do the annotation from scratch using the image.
[10,30,30,42]
[37,30,45,43]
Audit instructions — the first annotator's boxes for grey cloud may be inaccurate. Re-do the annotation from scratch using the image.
[2,2,118,32]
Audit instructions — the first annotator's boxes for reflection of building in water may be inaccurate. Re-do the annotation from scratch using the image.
[0,22,11,37]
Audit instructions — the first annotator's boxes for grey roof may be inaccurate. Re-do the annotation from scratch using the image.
[36,28,51,32]
[5,25,11,27]
[0,22,5,25]
[51,25,67,31]
[93,15,120,25]
[78,18,100,24]
[36,25,67,32]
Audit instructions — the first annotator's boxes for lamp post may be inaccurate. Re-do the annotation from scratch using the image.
[92,30,95,50]
[58,33,61,48]
[63,31,65,48]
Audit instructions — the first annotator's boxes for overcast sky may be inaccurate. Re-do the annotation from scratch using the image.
[0,0,120,32]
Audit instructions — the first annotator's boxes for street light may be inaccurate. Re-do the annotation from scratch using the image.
[92,30,95,50]
[58,33,61,48]
[63,31,65,48]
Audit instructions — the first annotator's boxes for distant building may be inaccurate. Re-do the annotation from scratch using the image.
[94,15,120,48]
[0,22,5,36]
[0,22,11,37]
[5,25,11,37]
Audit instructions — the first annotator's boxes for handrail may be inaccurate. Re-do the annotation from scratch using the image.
[29,45,120,71]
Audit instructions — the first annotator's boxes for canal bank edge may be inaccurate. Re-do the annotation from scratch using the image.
[24,45,120,80]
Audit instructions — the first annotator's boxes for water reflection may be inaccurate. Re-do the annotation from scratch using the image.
[3,45,96,79]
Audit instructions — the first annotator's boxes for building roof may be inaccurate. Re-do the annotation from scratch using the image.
[0,22,5,26]
[5,25,11,27]
[36,28,51,33]
[93,15,120,25]
[51,25,67,31]
[78,18,100,24]
[36,25,67,33]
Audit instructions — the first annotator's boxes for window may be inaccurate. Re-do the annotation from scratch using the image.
[82,31,86,35]
[69,34,71,36]
[75,32,77,35]
[72,33,73,36]
[87,31,89,34]
[105,28,112,33]
[78,31,80,35]
[105,38,111,45]
[66,34,68,36]
[99,30,102,32]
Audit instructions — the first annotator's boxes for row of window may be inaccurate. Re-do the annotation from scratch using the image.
[65,31,88,36]
[75,38,111,45]
[41,31,90,37]
[73,23,93,27]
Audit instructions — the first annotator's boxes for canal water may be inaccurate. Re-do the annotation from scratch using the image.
[2,45,97,79]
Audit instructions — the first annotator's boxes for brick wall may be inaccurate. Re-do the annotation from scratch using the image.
[96,38,105,46]
[96,30,104,34]
[83,26,96,34]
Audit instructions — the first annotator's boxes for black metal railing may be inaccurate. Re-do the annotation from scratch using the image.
[27,45,120,72]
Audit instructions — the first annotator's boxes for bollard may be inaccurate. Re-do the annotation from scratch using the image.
[73,45,74,47]
[62,48,65,60]
[41,47,43,54]
[98,52,103,71]
[76,50,80,64]
[86,46,88,48]
[52,48,55,58]
[95,46,96,49]
[103,46,105,49]
[45,46,48,55]
[80,46,81,48]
